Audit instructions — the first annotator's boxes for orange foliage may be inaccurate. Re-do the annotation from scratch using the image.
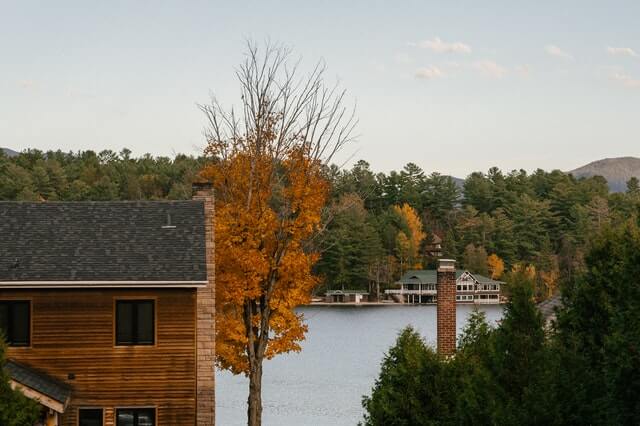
[512,263,537,280]
[540,268,560,299]
[393,203,426,269]
[487,254,505,279]
[201,148,328,375]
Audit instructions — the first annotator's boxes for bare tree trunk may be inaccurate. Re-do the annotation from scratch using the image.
[248,359,263,426]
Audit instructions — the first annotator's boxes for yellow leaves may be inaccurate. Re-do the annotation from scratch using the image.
[487,254,505,279]
[206,146,328,376]
[540,269,559,299]
[393,203,426,270]
[511,263,536,280]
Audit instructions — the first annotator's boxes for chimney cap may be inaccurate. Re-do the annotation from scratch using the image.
[192,180,213,194]
[438,258,456,272]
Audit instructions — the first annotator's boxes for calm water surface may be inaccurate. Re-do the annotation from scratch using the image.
[216,305,503,426]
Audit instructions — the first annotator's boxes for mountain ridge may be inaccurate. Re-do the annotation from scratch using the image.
[1,147,18,157]
[569,156,640,193]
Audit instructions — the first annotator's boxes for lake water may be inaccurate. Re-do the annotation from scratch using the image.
[216,305,504,426]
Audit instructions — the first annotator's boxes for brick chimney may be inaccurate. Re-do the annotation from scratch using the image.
[192,181,215,425]
[437,259,456,356]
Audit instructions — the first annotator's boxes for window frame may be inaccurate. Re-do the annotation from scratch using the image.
[78,408,104,426]
[114,299,156,347]
[0,300,31,347]
[115,407,157,426]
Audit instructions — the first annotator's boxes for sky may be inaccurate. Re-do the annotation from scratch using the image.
[1,0,639,178]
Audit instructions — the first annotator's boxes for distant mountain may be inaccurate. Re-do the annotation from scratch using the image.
[1,147,18,157]
[569,157,640,193]
[449,176,465,189]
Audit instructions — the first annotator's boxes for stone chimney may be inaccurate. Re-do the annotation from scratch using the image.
[192,181,215,425]
[437,259,456,356]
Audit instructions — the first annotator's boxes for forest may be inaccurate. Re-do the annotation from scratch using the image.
[2,148,640,302]
[362,218,640,425]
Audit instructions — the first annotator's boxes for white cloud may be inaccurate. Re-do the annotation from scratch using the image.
[611,71,640,88]
[606,46,638,57]
[415,66,445,80]
[411,37,471,54]
[473,60,507,78]
[545,45,573,59]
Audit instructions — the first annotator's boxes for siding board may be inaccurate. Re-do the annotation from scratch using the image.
[3,288,197,426]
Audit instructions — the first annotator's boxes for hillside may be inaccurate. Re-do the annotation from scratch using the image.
[569,157,640,193]
[1,147,18,157]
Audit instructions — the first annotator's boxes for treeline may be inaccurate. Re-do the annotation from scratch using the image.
[362,218,640,425]
[0,148,204,201]
[3,149,640,301]
[317,160,640,300]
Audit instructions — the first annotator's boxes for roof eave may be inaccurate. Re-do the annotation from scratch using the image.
[0,280,208,289]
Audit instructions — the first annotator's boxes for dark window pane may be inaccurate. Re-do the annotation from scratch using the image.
[137,410,155,426]
[116,410,134,426]
[116,409,155,426]
[116,300,154,345]
[116,302,134,344]
[136,302,154,344]
[10,302,29,346]
[79,409,103,426]
[0,304,8,342]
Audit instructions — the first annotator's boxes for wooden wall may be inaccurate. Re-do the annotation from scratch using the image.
[3,288,197,426]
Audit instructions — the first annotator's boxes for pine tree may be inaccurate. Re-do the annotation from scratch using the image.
[0,341,40,425]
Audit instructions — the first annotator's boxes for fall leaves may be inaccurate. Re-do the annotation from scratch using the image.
[201,148,328,374]
[393,203,426,273]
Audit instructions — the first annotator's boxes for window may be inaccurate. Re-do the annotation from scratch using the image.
[116,408,155,426]
[0,301,30,346]
[79,409,103,426]
[116,300,154,345]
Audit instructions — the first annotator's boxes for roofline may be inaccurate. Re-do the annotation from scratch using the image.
[10,380,68,413]
[0,280,208,288]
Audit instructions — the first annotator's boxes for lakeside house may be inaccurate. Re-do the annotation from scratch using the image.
[324,290,369,303]
[386,269,503,304]
[0,183,216,426]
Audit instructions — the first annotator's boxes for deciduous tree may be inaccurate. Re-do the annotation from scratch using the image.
[487,253,505,279]
[200,42,355,426]
[393,203,426,269]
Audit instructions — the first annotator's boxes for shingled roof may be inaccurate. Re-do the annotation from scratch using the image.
[6,359,71,411]
[0,201,207,285]
[398,269,504,285]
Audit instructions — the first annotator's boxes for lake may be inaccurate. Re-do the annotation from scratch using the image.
[216,304,504,426]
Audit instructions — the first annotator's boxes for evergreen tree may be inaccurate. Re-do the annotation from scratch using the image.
[0,341,40,425]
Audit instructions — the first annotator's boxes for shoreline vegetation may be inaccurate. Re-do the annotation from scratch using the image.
[363,221,640,424]
[3,148,638,307]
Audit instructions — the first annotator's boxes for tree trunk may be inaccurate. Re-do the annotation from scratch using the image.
[247,359,263,426]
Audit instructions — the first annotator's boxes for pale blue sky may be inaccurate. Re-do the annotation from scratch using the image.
[1,0,639,177]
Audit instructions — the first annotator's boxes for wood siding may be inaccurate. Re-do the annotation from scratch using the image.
[2,288,197,426]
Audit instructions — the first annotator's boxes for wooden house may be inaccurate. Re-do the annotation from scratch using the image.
[0,183,215,425]
[386,269,503,305]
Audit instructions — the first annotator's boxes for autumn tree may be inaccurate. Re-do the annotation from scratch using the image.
[199,42,355,426]
[487,253,505,279]
[393,203,426,270]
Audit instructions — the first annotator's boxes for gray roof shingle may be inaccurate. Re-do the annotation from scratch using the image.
[0,201,207,282]
[5,359,71,405]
